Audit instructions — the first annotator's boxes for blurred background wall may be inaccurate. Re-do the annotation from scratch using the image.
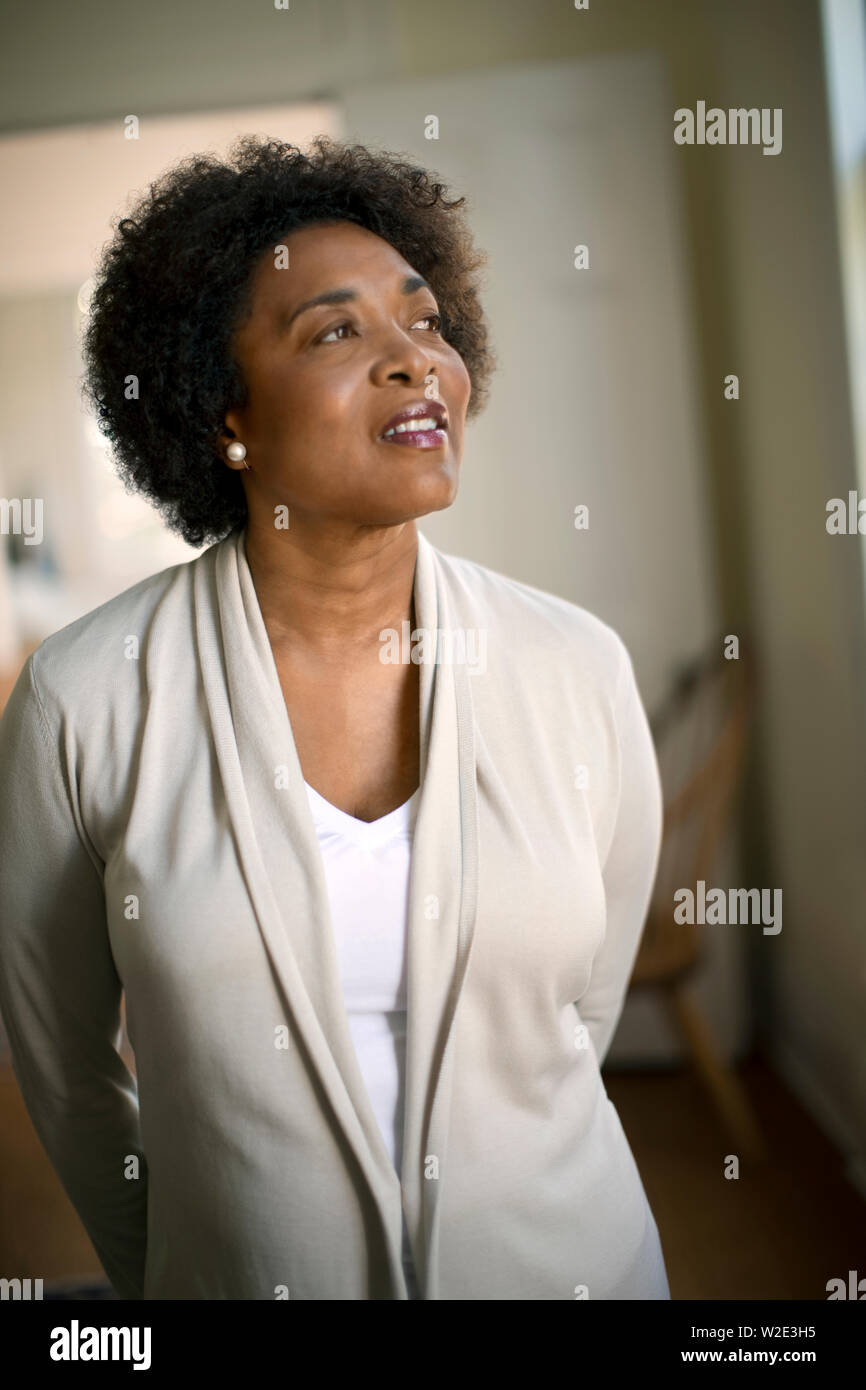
[0,0,864,1297]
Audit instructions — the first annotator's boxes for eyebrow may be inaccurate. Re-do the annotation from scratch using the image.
[278,275,432,333]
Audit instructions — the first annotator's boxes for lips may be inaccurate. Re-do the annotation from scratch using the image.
[377,399,449,447]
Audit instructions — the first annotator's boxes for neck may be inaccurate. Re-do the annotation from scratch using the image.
[240,517,420,663]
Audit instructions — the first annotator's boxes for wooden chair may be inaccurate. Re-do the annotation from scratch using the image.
[629,635,768,1162]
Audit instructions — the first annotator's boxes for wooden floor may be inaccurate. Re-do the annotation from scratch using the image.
[605,1055,866,1300]
[1,1052,863,1298]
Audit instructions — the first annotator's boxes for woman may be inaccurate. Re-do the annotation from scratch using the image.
[0,136,669,1300]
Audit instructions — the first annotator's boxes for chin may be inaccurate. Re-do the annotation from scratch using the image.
[364,461,459,522]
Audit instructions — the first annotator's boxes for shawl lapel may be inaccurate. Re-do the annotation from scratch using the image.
[193,524,479,1299]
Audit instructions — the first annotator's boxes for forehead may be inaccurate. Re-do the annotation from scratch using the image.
[245,219,420,314]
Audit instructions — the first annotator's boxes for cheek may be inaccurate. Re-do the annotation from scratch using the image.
[445,352,472,409]
[261,364,357,443]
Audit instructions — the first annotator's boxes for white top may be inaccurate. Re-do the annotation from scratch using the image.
[303,777,422,1297]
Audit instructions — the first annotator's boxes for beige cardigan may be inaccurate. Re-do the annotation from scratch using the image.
[0,524,668,1300]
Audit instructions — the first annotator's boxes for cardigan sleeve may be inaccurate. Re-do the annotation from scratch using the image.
[0,653,148,1299]
[578,639,663,1068]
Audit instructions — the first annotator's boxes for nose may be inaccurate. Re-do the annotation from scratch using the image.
[370,322,436,390]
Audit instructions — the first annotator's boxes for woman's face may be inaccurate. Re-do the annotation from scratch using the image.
[223,219,472,528]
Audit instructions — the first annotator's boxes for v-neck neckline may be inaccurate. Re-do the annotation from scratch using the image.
[303,778,421,847]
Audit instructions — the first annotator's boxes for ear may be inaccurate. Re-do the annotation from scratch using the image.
[218,405,246,444]
[216,410,246,470]
[222,406,245,442]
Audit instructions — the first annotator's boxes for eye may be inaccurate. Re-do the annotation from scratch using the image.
[315,311,441,344]
[317,321,356,344]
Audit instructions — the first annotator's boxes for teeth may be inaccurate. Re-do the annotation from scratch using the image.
[383,417,441,437]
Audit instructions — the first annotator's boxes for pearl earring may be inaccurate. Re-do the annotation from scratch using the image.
[226,441,248,469]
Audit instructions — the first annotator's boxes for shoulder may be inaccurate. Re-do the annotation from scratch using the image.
[427,538,630,693]
[28,547,206,723]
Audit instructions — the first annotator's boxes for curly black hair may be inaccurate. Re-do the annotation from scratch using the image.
[80,135,495,548]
